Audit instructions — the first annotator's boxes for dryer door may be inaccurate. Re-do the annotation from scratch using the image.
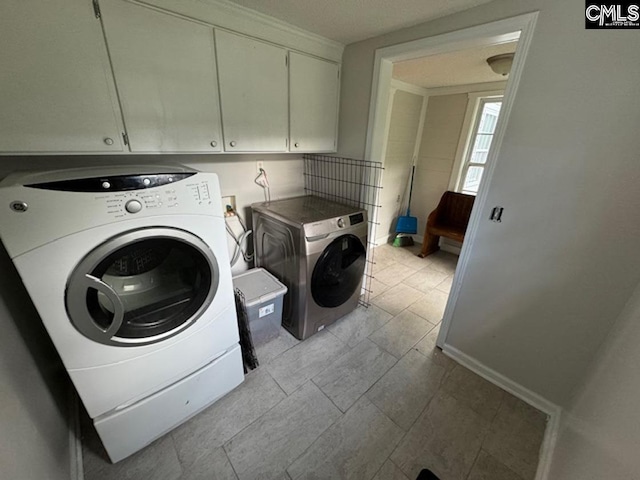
[66,227,219,346]
[311,234,366,308]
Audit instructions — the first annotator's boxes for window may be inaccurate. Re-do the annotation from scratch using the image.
[457,97,502,195]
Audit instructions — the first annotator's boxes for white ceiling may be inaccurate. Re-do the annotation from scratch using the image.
[224,0,497,44]
[392,41,518,89]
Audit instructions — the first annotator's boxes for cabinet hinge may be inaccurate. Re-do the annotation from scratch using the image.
[285,54,288,67]
[92,0,101,18]
[122,132,129,146]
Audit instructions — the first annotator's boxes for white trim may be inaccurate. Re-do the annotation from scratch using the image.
[133,0,344,62]
[437,12,538,349]
[441,344,561,480]
[69,388,84,480]
[390,78,429,96]
[442,344,560,415]
[363,12,539,356]
[535,410,562,480]
[439,241,462,255]
[424,80,507,97]
[364,14,532,163]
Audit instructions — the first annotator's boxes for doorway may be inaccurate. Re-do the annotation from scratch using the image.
[365,13,537,348]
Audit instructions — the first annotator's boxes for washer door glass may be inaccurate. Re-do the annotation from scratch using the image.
[311,234,366,308]
[66,228,219,346]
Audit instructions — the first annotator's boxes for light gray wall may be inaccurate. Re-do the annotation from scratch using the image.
[0,246,71,480]
[548,281,640,479]
[377,89,425,244]
[412,93,468,240]
[338,0,640,406]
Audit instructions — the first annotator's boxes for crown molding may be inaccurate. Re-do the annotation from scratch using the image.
[133,0,344,62]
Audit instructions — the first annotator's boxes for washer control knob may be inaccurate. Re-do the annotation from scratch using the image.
[337,218,345,228]
[103,137,114,146]
[229,141,236,147]
[125,200,143,214]
[101,181,111,189]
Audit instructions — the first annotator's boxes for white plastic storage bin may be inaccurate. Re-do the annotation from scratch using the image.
[233,268,287,345]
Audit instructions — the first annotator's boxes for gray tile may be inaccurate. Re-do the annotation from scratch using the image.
[390,391,490,480]
[467,451,525,480]
[367,349,445,430]
[179,447,237,480]
[371,283,424,316]
[255,328,300,365]
[435,275,454,294]
[441,365,505,421]
[374,263,419,287]
[402,266,449,293]
[313,339,397,412]
[368,277,391,300]
[372,460,410,480]
[287,396,404,480]
[427,251,458,274]
[266,330,349,394]
[172,368,286,470]
[413,324,455,370]
[482,396,547,480]
[84,434,182,480]
[407,289,449,324]
[500,393,549,429]
[224,382,341,480]
[328,304,393,348]
[369,309,434,358]
[389,248,433,270]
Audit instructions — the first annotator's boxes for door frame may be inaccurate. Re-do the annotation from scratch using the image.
[364,13,538,348]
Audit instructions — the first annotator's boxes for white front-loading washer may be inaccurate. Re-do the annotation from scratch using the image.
[0,166,243,462]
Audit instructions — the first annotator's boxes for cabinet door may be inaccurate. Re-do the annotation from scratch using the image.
[100,1,222,153]
[0,0,124,153]
[215,31,288,152]
[289,53,340,153]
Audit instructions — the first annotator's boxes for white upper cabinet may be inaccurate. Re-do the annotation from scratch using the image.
[0,0,124,153]
[215,31,289,153]
[289,53,340,153]
[100,1,222,153]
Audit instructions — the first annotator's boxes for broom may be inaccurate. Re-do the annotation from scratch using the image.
[392,164,418,247]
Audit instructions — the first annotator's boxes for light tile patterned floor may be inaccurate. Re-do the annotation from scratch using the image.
[82,244,547,480]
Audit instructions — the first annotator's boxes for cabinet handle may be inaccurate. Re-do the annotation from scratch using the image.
[229,141,236,147]
[210,140,217,148]
[103,137,114,146]
[294,142,300,148]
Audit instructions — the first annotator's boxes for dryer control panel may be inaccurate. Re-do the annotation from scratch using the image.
[0,170,224,258]
[24,173,216,219]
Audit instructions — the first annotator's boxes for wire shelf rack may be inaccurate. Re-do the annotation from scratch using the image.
[303,154,383,307]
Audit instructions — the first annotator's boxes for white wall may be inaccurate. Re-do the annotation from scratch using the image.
[0,246,71,480]
[547,281,640,479]
[377,89,425,244]
[337,0,640,406]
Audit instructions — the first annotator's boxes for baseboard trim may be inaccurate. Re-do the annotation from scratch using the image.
[69,388,84,480]
[535,408,561,480]
[439,243,461,255]
[441,344,561,480]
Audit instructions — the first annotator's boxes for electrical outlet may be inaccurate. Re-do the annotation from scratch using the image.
[256,160,264,173]
[221,195,236,215]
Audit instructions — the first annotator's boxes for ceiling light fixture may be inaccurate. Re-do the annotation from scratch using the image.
[487,53,514,76]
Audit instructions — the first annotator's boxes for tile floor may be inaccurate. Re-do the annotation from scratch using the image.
[82,244,548,480]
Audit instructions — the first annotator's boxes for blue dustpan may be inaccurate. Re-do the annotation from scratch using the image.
[395,165,418,234]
